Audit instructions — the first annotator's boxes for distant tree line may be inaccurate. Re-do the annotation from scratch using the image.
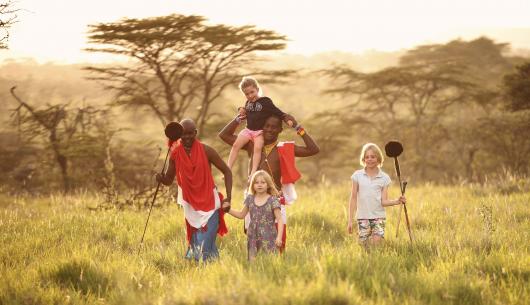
[0,14,529,197]
[307,38,530,183]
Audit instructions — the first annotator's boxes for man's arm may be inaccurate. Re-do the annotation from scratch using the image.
[218,117,239,146]
[292,117,320,157]
[218,117,252,153]
[156,158,176,186]
[204,144,232,203]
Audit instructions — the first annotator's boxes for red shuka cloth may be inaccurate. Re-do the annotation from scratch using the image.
[171,139,215,212]
[171,139,228,243]
[277,142,301,184]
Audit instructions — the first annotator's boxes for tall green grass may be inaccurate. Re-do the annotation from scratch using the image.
[0,183,528,305]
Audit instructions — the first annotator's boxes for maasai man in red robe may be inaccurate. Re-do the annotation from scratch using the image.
[157,119,232,261]
[219,114,319,252]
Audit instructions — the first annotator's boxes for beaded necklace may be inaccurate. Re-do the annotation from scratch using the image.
[263,140,278,158]
[262,140,280,190]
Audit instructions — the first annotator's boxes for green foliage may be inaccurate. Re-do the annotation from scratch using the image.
[503,62,530,111]
[400,37,513,89]
[0,183,528,304]
[0,131,40,190]
[474,110,530,175]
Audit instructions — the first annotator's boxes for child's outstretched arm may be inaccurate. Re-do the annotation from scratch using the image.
[228,205,249,219]
[273,207,283,247]
[381,186,406,206]
[347,181,358,234]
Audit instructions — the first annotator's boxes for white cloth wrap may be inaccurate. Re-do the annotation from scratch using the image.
[177,186,220,229]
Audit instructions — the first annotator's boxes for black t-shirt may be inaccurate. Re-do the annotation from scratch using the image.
[245,97,285,131]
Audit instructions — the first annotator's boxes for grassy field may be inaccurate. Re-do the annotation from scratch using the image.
[0,183,528,305]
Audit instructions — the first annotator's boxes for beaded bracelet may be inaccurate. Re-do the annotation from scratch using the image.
[297,127,306,137]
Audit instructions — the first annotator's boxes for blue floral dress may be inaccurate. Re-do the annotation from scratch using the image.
[244,194,281,259]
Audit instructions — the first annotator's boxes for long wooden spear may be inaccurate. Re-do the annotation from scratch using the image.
[138,122,182,255]
[385,141,413,243]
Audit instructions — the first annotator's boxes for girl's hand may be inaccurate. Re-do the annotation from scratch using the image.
[235,114,246,123]
[347,221,354,234]
[398,196,407,204]
[235,107,247,123]
[275,236,283,247]
[283,114,297,127]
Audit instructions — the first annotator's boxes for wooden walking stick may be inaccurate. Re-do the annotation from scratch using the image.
[138,122,183,255]
[385,141,413,243]
[395,182,405,237]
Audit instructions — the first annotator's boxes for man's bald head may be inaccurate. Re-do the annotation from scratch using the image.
[180,118,196,131]
[179,118,198,148]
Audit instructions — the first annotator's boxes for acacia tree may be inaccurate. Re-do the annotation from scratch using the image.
[400,37,513,90]
[85,14,291,134]
[319,38,522,181]
[324,62,478,180]
[10,86,110,191]
[305,110,369,182]
[191,24,292,133]
[472,61,530,176]
[475,110,530,175]
[85,15,204,126]
[0,0,18,49]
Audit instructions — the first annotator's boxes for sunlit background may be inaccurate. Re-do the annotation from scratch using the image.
[1,4,529,304]
[3,0,530,63]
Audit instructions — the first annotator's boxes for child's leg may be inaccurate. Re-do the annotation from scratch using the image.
[248,239,258,261]
[227,132,251,169]
[357,219,371,246]
[368,218,385,246]
[250,134,264,176]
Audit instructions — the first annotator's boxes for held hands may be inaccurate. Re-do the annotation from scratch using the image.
[155,173,163,184]
[221,199,231,213]
[397,196,407,205]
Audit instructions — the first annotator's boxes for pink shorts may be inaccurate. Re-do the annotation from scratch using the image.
[239,128,263,141]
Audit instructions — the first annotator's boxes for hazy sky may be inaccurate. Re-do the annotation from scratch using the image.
[2,0,530,63]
